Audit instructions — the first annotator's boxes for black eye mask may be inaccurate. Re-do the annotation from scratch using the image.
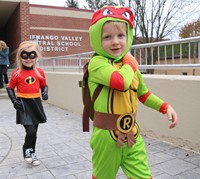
[21,51,37,59]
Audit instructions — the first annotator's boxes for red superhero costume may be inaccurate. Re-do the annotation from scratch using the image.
[8,67,47,125]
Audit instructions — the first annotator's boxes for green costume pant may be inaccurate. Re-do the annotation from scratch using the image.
[90,128,151,179]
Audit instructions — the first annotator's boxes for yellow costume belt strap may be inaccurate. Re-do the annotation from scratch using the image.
[17,92,40,98]
[93,111,136,147]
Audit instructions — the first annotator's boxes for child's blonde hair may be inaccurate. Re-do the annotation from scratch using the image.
[106,21,127,32]
[16,41,43,78]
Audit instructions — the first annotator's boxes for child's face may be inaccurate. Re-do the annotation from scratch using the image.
[21,47,37,68]
[102,22,127,57]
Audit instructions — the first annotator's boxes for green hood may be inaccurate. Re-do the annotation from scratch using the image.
[89,17,133,62]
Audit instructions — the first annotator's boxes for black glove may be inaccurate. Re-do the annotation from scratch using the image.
[6,88,23,110]
[13,100,23,110]
[41,85,48,100]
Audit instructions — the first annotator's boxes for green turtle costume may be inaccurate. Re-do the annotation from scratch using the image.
[88,6,168,179]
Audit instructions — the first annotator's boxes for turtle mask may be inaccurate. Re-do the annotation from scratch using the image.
[89,6,134,62]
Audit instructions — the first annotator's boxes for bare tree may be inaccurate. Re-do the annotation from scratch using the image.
[85,0,117,10]
[65,0,79,8]
[132,0,200,43]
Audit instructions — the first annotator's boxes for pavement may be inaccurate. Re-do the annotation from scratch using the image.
[1,98,200,179]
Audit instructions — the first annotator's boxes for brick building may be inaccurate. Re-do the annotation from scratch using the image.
[0,0,93,66]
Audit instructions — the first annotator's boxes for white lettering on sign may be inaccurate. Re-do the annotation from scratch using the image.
[30,34,83,52]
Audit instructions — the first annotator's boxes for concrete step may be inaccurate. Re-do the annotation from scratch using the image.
[0,88,8,99]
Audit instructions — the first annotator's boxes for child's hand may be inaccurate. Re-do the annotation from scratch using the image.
[122,53,138,72]
[13,99,23,110]
[42,92,48,100]
[41,85,48,100]
[166,105,178,128]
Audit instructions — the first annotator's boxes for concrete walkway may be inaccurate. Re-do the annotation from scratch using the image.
[0,99,200,179]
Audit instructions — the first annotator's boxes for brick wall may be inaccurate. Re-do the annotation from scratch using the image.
[5,2,30,66]
[20,2,30,42]
[29,5,94,57]
[5,3,94,65]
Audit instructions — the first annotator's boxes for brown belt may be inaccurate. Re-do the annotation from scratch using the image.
[93,111,136,147]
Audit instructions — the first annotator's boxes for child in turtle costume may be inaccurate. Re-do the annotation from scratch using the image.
[88,5,178,179]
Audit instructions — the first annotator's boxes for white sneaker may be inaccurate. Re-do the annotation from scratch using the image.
[24,148,33,164]
[31,153,40,166]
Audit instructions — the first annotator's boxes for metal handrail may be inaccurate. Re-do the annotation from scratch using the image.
[38,36,200,72]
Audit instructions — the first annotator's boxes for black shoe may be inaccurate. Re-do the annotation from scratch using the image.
[24,148,33,163]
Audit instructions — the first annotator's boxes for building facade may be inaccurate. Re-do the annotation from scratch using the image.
[0,0,93,66]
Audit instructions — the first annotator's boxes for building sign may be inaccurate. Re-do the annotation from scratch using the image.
[30,34,82,52]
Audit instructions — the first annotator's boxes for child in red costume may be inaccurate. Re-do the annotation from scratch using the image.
[7,41,48,166]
